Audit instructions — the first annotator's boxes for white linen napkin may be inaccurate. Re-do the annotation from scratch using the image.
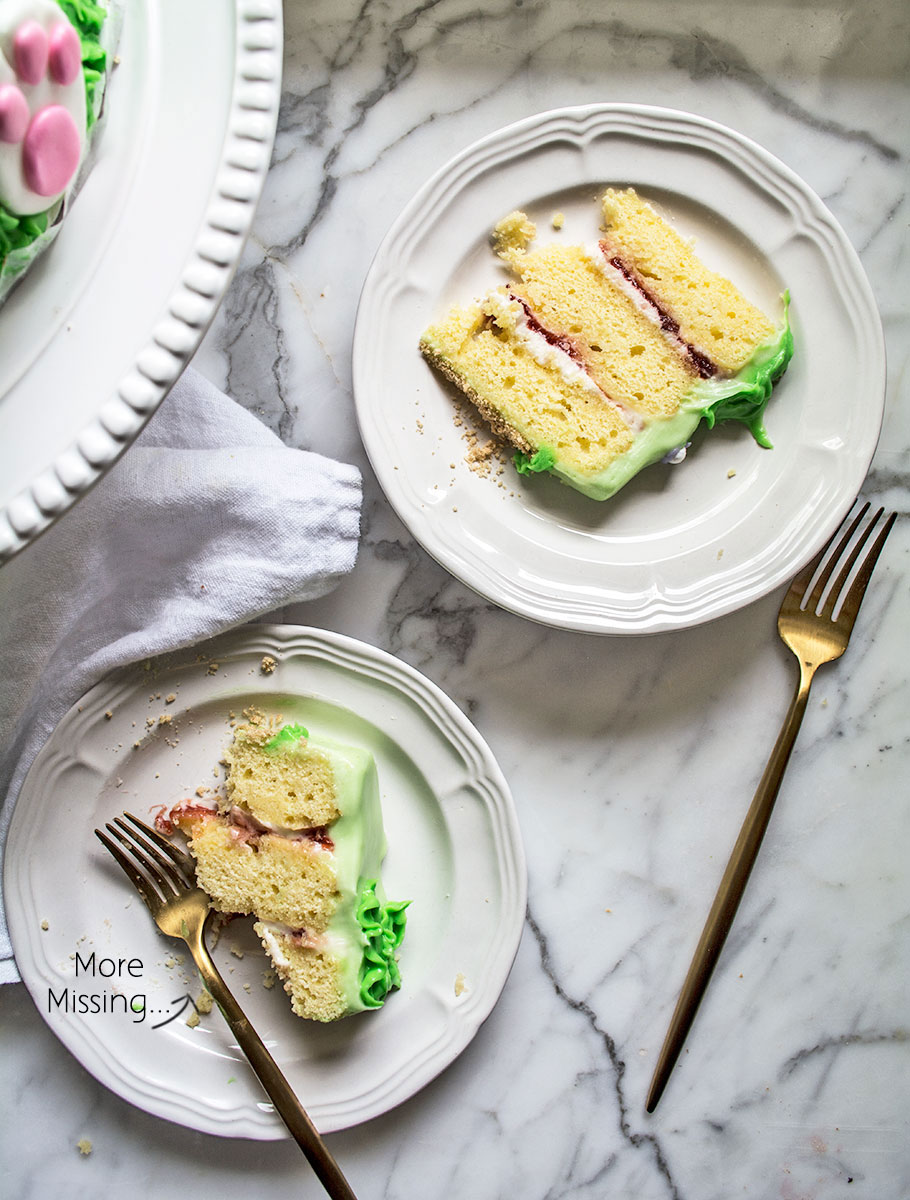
[0,367,362,982]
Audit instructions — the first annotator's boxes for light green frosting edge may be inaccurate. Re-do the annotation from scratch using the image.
[520,295,793,502]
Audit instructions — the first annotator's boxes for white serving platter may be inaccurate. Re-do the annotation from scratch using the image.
[0,0,282,560]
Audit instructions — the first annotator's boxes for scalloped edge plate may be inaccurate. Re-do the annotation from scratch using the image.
[0,0,282,561]
[5,625,527,1137]
[353,104,885,634]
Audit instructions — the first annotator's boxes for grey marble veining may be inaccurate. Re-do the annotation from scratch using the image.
[2,0,908,1197]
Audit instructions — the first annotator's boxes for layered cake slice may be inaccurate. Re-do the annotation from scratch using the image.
[420,188,793,501]
[160,716,408,1022]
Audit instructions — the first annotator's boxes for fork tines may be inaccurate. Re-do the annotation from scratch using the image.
[795,502,897,622]
[95,813,196,911]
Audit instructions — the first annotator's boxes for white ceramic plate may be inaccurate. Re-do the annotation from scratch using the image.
[353,104,885,634]
[5,626,526,1137]
[0,0,282,561]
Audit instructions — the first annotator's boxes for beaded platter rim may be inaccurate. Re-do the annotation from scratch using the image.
[0,0,283,562]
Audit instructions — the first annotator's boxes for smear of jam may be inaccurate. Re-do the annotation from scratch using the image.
[154,800,216,835]
[306,826,334,851]
[602,245,717,379]
[154,801,334,852]
[511,294,588,367]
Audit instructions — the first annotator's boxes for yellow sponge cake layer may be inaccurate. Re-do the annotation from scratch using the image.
[421,295,635,477]
[255,923,354,1023]
[181,816,338,931]
[224,722,341,829]
[601,189,775,374]
[509,242,696,419]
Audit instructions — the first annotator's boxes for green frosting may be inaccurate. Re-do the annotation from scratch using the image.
[262,722,310,753]
[694,291,793,448]
[523,296,793,502]
[356,881,409,1008]
[56,0,108,129]
[514,444,557,476]
[0,0,108,281]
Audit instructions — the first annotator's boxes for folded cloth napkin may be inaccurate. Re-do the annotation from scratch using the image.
[0,367,362,982]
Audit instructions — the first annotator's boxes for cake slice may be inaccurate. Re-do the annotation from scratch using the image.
[160,716,408,1022]
[420,188,793,501]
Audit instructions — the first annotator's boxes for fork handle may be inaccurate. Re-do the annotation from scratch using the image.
[646,660,817,1113]
[187,932,358,1200]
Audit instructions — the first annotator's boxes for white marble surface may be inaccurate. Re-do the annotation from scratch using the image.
[2,0,909,1196]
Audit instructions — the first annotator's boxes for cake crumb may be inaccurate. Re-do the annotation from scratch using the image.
[76,1138,93,1156]
[40,919,49,931]
[717,549,724,560]
[158,713,172,726]
[262,969,277,990]
[165,693,177,704]
[727,468,737,478]
[186,1010,200,1028]
[104,710,113,720]
[260,656,277,675]
[230,945,244,959]
[551,210,565,230]
[207,662,219,675]
[196,990,214,1014]
[454,972,468,997]
[492,209,536,259]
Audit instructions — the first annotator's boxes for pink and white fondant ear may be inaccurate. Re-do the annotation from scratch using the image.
[0,0,87,215]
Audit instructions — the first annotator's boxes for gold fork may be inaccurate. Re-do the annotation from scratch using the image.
[646,502,897,1114]
[95,813,358,1200]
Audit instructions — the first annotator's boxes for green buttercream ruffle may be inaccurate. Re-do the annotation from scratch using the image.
[0,0,107,274]
[695,292,794,447]
[513,444,557,476]
[262,722,310,753]
[357,881,409,1008]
